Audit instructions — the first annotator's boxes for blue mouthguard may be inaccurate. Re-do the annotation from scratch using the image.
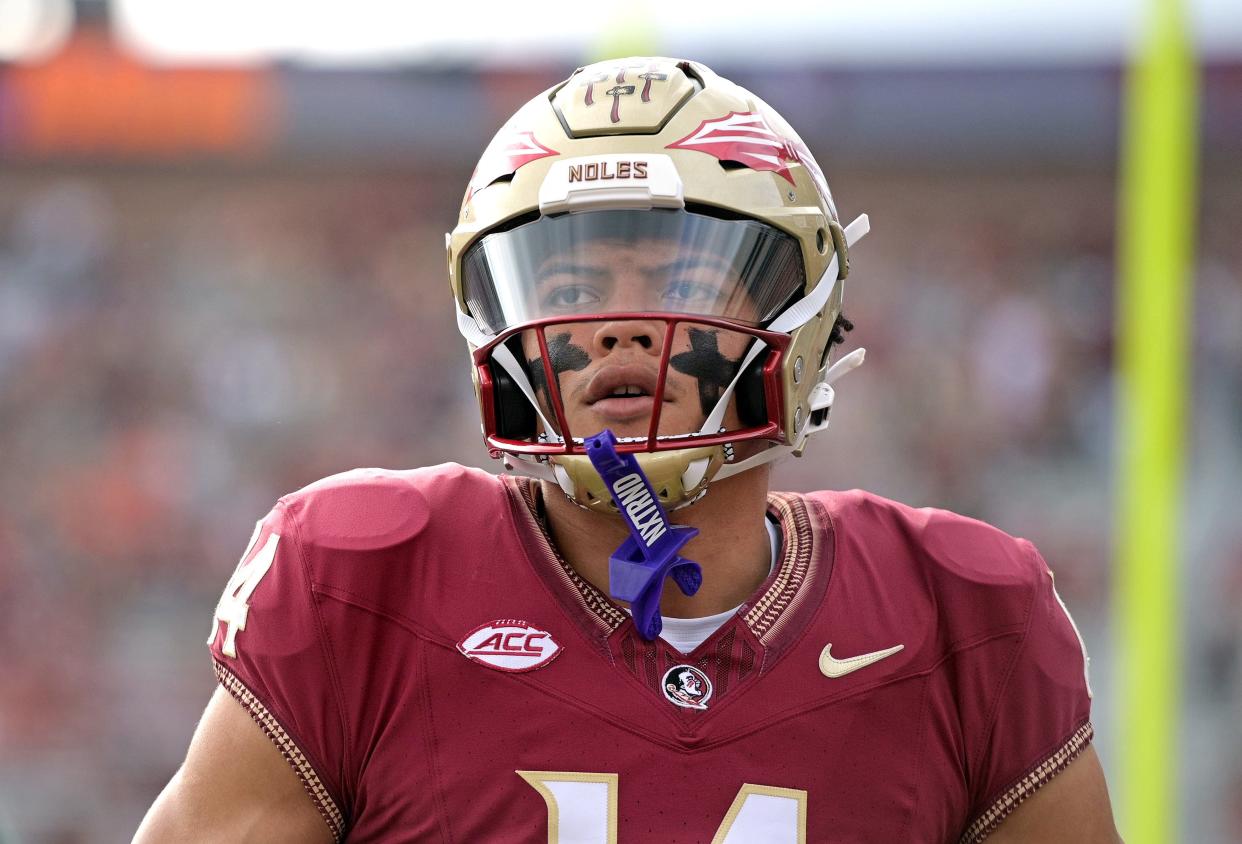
[584,429,701,640]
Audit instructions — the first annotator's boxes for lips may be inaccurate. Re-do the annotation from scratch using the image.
[583,365,669,424]
[584,365,662,405]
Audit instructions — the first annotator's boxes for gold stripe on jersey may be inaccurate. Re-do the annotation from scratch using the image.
[743,492,814,641]
[959,721,1095,844]
[214,662,346,841]
[509,477,628,633]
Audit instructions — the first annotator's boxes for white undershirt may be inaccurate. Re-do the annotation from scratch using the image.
[655,516,782,654]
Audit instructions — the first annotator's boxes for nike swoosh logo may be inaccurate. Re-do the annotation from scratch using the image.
[819,643,904,678]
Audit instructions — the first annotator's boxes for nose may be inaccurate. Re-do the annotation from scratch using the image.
[592,319,664,355]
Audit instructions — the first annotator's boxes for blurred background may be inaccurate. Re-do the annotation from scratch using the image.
[0,0,1239,841]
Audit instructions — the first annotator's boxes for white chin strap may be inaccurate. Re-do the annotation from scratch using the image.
[459,213,871,491]
[500,451,559,484]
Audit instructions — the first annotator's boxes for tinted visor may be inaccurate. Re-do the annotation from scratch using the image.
[462,209,805,335]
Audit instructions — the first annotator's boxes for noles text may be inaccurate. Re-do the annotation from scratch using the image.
[568,161,649,182]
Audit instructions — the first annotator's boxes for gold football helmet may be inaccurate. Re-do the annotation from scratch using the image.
[448,57,869,513]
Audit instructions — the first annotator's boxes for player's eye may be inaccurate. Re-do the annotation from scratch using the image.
[543,285,601,310]
[661,280,718,309]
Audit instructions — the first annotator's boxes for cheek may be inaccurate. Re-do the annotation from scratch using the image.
[519,332,539,364]
[717,334,751,363]
[666,326,750,381]
[521,328,594,375]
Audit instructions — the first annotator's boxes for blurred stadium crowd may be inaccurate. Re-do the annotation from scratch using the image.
[0,66,1240,844]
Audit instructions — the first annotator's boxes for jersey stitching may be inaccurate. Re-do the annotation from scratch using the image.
[505,478,818,731]
[966,542,1042,810]
[897,673,936,840]
[284,498,356,815]
[417,639,457,843]
[493,649,698,751]
[958,721,1094,843]
[214,661,346,841]
[311,582,453,644]
[508,477,817,644]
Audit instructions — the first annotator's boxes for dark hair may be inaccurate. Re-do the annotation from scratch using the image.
[828,313,854,349]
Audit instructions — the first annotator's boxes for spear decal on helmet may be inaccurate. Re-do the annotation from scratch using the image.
[581,71,610,107]
[637,68,668,103]
[606,85,636,124]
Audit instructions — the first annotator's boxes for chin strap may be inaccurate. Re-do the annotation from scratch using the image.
[500,451,555,480]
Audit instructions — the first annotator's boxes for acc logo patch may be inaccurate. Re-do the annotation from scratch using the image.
[457,619,561,673]
[661,664,713,710]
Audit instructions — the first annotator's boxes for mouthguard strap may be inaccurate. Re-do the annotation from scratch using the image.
[586,429,701,640]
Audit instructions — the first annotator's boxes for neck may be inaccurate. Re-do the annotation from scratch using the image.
[540,465,773,619]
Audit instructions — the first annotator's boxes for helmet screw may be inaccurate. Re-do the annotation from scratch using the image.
[793,356,804,383]
[787,190,796,202]
[794,405,803,431]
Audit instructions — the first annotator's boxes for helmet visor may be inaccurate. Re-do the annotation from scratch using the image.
[461,209,805,335]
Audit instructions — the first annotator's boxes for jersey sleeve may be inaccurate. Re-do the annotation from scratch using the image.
[207,500,348,841]
[960,541,1094,842]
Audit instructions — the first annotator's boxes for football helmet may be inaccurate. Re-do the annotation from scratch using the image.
[448,57,869,513]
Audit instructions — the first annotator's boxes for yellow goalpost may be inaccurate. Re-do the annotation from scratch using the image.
[1114,0,1198,840]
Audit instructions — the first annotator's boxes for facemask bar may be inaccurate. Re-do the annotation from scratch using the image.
[469,312,790,457]
[520,319,687,448]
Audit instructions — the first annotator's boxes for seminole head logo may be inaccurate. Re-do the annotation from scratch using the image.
[661,664,713,710]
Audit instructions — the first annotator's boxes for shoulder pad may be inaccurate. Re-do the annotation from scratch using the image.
[825,489,1041,587]
[280,464,505,552]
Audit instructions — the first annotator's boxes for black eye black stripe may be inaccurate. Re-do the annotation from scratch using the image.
[669,328,744,417]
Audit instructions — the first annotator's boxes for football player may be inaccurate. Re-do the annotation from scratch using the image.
[137,58,1119,842]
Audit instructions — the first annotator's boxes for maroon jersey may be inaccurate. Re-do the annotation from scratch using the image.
[207,465,1092,843]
